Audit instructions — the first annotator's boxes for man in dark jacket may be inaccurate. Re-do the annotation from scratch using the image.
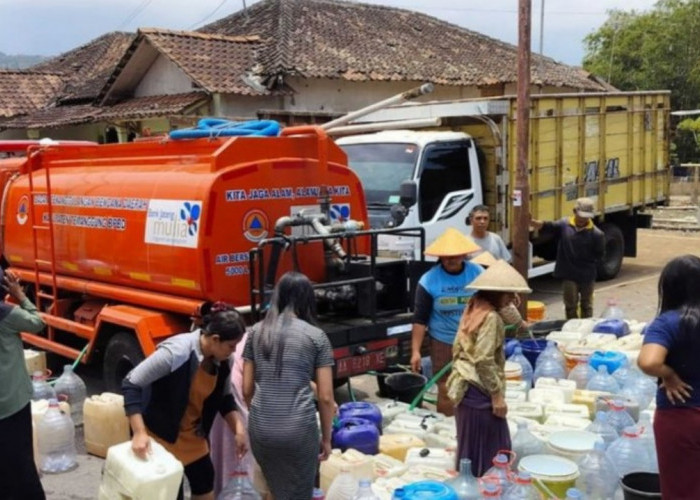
[531,198,605,318]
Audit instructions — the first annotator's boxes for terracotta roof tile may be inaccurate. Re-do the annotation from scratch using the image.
[97,92,208,120]
[137,29,268,95]
[30,32,135,103]
[0,71,64,118]
[0,103,97,129]
[200,0,607,91]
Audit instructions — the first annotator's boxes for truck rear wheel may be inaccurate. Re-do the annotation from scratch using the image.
[103,332,144,393]
[596,222,624,281]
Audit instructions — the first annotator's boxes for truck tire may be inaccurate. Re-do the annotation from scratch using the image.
[103,332,144,393]
[596,222,624,281]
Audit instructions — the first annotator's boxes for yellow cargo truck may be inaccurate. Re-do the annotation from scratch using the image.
[334,91,670,280]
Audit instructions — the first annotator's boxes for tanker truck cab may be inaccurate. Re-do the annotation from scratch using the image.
[337,130,483,258]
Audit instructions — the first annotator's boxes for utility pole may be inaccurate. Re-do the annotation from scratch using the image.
[514,0,532,305]
[539,0,545,54]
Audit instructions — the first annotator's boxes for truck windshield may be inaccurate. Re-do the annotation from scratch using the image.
[341,143,418,206]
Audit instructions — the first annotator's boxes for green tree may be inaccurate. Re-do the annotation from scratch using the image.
[583,0,700,111]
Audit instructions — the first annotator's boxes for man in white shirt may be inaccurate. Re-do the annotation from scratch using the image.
[467,205,511,262]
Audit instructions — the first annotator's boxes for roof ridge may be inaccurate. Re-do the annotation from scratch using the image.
[139,27,261,43]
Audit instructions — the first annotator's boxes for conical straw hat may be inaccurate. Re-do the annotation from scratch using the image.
[425,228,481,257]
[466,259,532,293]
[471,251,498,268]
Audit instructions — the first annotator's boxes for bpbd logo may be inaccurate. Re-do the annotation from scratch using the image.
[180,202,201,236]
[330,204,350,223]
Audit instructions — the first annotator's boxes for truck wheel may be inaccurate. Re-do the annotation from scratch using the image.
[596,222,624,281]
[103,332,144,393]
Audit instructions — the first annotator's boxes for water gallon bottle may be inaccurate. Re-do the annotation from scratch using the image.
[502,472,540,500]
[601,299,625,320]
[533,356,566,384]
[511,422,545,466]
[445,458,480,499]
[535,341,566,369]
[621,371,657,410]
[480,482,503,499]
[605,426,654,477]
[585,411,618,449]
[508,347,534,387]
[217,467,262,500]
[567,359,595,389]
[611,357,632,387]
[36,398,77,473]
[351,479,379,500]
[605,400,636,435]
[483,453,513,492]
[565,488,586,499]
[53,364,87,426]
[586,365,620,393]
[574,441,618,499]
[31,370,56,401]
[636,414,659,473]
[326,465,359,500]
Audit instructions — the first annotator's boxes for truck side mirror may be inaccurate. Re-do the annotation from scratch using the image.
[399,180,417,208]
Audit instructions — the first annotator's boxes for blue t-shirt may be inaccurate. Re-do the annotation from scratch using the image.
[418,261,483,345]
[643,309,700,409]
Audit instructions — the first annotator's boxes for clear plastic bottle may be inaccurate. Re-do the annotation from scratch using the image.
[508,347,534,387]
[586,365,620,393]
[601,299,625,320]
[606,426,655,477]
[218,467,262,500]
[585,411,618,449]
[502,472,540,500]
[481,483,503,499]
[31,370,56,401]
[36,398,77,474]
[575,441,618,499]
[511,421,545,466]
[611,357,632,387]
[53,364,87,426]
[567,359,595,389]
[483,453,513,492]
[533,356,566,383]
[637,414,659,473]
[446,458,481,500]
[535,341,566,369]
[605,400,636,435]
[351,479,379,500]
[621,371,657,410]
[326,466,359,500]
[565,488,586,499]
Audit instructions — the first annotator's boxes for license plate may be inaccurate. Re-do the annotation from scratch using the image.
[336,351,386,378]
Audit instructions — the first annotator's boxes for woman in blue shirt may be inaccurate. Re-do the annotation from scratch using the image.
[639,255,700,499]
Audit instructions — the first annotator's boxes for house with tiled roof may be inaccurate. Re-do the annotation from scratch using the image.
[2,0,613,141]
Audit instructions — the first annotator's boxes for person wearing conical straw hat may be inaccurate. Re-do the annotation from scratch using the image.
[446,259,532,477]
[410,228,483,416]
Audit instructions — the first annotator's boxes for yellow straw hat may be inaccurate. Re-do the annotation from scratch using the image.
[424,228,482,257]
[466,259,532,293]
[471,251,498,268]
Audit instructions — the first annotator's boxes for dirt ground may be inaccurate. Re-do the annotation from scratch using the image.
[40,228,700,499]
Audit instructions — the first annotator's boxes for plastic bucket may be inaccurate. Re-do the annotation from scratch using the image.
[620,472,661,499]
[563,346,595,372]
[518,454,579,499]
[527,301,546,322]
[520,339,548,368]
[376,366,408,398]
[531,320,567,338]
[385,373,427,404]
[505,361,523,381]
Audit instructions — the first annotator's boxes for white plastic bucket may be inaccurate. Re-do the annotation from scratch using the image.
[546,430,602,461]
[518,454,579,499]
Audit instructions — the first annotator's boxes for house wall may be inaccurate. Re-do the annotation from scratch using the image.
[135,55,194,96]
[218,95,280,119]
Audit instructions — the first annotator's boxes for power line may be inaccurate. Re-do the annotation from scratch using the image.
[188,0,230,29]
[115,0,155,31]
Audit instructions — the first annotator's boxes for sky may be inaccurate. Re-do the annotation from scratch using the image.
[0,0,658,66]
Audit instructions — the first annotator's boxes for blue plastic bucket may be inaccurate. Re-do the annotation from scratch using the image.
[520,339,549,368]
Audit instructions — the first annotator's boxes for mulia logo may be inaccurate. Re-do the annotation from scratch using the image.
[180,202,201,236]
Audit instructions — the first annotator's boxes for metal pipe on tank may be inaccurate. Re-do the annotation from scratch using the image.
[321,83,435,131]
